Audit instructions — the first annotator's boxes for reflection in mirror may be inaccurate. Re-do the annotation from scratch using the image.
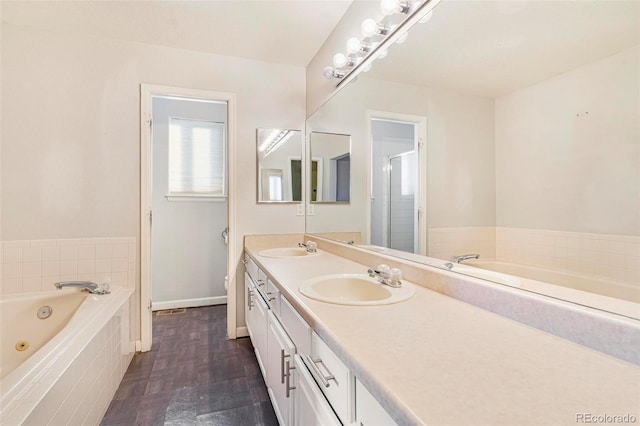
[305,1,640,318]
[309,132,351,203]
[256,128,303,203]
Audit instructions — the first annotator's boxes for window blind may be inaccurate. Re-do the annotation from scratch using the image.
[168,118,226,196]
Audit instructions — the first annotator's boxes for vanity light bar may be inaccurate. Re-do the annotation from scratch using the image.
[325,0,443,89]
[264,130,295,157]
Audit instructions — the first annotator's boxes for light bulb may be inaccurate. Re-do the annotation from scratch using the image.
[323,66,336,80]
[378,49,388,59]
[380,0,399,15]
[361,18,378,38]
[396,31,408,44]
[346,37,363,54]
[418,10,433,24]
[362,63,372,73]
[381,0,408,15]
[333,53,348,68]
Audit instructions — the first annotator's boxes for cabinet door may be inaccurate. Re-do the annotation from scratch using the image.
[355,378,397,425]
[266,311,295,426]
[253,287,269,377]
[294,355,341,426]
[244,272,255,339]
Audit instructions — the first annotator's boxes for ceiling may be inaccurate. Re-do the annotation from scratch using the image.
[366,0,640,98]
[1,0,353,67]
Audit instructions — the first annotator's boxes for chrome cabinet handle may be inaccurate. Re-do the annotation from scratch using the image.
[305,355,336,388]
[256,279,265,287]
[265,291,276,302]
[280,349,290,384]
[247,289,253,310]
[285,359,296,398]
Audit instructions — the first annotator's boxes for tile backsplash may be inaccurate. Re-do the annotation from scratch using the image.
[496,228,639,285]
[428,227,497,262]
[1,237,136,294]
[427,226,639,286]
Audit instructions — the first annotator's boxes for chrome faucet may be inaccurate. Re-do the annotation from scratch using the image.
[55,281,110,294]
[367,264,403,288]
[298,241,318,253]
[451,254,480,264]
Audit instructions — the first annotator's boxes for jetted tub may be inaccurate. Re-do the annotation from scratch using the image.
[0,287,134,426]
[1,291,89,379]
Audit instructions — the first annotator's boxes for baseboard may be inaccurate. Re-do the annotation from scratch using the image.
[152,296,227,311]
[236,326,249,338]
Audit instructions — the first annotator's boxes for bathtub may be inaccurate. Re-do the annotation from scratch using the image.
[461,260,640,319]
[0,287,134,426]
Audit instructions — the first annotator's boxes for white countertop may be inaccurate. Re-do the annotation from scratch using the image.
[244,241,640,425]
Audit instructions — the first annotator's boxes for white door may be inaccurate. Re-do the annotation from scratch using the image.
[150,96,228,310]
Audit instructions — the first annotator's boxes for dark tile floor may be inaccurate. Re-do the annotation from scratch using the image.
[101,305,277,425]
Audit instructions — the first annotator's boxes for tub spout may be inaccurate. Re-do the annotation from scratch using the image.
[55,281,110,294]
[451,254,480,264]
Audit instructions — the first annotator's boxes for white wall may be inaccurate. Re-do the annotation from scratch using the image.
[151,97,227,305]
[1,23,306,336]
[496,46,639,236]
[305,77,496,239]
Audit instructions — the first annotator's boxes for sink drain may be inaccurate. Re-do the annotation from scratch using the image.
[37,305,53,319]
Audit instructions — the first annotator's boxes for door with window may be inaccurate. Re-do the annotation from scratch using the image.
[151,97,228,310]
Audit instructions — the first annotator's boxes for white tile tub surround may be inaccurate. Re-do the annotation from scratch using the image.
[0,237,136,294]
[0,288,134,426]
[496,228,640,286]
[428,227,496,261]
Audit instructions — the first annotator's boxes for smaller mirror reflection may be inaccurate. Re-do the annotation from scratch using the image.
[309,132,351,203]
[256,128,303,203]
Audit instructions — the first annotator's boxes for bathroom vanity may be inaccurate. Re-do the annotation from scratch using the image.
[243,235,639,425]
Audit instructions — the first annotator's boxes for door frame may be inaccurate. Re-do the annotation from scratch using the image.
[140,84,237,352]
[365,110,427,255]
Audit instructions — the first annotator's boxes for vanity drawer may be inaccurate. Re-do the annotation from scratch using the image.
[265,279,280,315]
[309,331,351,424]
[245,255,259,282]
[280,296,311,356]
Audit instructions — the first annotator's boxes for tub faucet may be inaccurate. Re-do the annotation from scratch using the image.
[55,281,110,295]
[298,241,318,253]
[451,254,480,264]
[368,264,403,288]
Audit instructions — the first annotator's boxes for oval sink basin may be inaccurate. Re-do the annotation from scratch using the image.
[258,247,322,258]
[299,274,415,306]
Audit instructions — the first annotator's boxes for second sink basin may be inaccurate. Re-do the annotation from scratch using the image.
[258,247,322,258]
[299,274,415,306]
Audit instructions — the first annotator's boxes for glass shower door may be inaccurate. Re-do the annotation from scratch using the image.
[388,151,417,253]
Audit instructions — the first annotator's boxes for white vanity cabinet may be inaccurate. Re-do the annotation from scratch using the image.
[244,252,396,426]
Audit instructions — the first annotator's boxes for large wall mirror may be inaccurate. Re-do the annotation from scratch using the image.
[305,1,640,319]
[257,128,303,203]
